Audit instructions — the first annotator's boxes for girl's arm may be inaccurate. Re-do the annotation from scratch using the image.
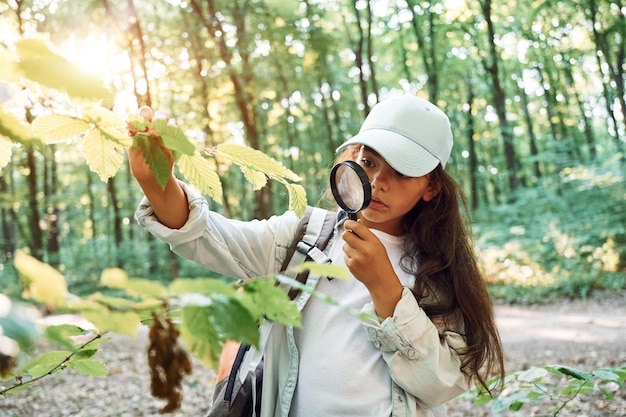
[127,109,189,229]
[128,145,189,229]
[361,289,469,408]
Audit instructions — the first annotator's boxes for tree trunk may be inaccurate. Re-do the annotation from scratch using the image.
[44,145,60,267]
[466,77,479,210]
[190,0,272,219]
[479,0,519,196]
[405,0,439,101]
[107,178,123,267]
[26,148,44,260]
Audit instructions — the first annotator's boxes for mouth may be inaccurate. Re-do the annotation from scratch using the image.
[368,197,386,209]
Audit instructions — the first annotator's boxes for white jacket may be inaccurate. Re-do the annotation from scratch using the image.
[135,182,469,417]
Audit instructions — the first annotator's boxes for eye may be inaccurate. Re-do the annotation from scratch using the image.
[360,158,374,168]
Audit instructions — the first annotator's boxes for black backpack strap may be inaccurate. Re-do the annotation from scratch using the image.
[280,206,337,300]
[223,343,251,402]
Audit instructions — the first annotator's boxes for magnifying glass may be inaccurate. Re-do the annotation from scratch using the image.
[330,161,372,220]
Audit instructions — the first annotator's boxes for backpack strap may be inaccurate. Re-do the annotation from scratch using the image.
[280,206,337,300]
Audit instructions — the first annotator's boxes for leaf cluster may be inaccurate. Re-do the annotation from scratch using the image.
[468,364,626,415]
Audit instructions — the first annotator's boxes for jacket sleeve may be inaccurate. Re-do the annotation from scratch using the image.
[134,181,300,280]
[360,287,469,409]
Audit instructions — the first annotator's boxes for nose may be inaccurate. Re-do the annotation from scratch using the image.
[370,168,389,191]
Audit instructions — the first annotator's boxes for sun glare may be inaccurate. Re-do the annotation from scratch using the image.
[55,30,138,114]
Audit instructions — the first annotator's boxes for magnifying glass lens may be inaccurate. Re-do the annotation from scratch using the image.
[330,161,372,219]
[335,164,365,211]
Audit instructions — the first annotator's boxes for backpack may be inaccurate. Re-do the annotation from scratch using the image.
[204,206,337,417]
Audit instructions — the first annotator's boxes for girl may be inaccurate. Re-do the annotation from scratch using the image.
[130,94,504,417]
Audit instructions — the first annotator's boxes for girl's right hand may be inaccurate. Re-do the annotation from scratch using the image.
[128,106,175,183]
[127,106,189,229]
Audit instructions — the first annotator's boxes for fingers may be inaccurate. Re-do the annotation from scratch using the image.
[137,106,170,122]
[138,106,154,122]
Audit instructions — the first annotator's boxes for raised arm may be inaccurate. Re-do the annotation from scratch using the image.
[128,108,189,229]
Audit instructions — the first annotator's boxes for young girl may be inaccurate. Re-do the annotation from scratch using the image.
[130,94,504,417]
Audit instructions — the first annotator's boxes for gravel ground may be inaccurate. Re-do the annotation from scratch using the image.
[2,293,625,417]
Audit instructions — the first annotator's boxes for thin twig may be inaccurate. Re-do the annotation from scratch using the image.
[0,333,104,396]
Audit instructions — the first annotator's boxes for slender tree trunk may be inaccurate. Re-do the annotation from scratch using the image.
[26,148,43,260]
[190,0,271,219]
[405,0,439,101]
[107,178,123,267]
[466,77,479,210]
[479,0,519,196]
[348,0,371,114]
[364,0,379,100]
[0,175,16,261]
[563,60,597,160]
[44,145,60,267]
[585,0,623,154]
[517,82,542,180]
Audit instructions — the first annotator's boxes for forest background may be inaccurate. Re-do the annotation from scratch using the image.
[0,0,626,412]
[0,0,625,412]
[1,0,624,302]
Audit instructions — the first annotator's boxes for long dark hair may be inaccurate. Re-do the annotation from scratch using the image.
[332,145,504,392]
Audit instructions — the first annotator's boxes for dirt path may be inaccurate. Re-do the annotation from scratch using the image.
[2,296,625,416]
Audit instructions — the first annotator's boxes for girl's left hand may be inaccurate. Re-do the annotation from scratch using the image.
[342,220,403,317]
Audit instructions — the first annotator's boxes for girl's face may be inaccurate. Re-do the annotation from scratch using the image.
[355,146,439,236]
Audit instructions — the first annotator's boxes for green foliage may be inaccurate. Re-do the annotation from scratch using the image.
[465,364,626,415]
[5,252,301,387]
[13,38,113,101]
[1,329,108,395]
[475,160,626,304]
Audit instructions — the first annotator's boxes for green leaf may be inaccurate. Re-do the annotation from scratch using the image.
[132,134,171,189]
[44,325,87,350]
[100,267,129,288]
[100,268,168,299]
[14,38,112,100]
[83,106,124,129]
[0,108,31,143]
[31,114,90,144]
[177,152,223,203]
[517,366,549,382]
[21,351,70,378]
[240,279,300,327]
[294,261,349,281]
[14,250,67,308]
[287,183,307,217]
[240,165,268,190]
[555,365,593,381]
[81,309,140,337]
[560,379,594,396]
[180,305,220,368]
[204,296,259,347]
[215,143,302,182]
[153,119,195,156]
[593,369,621,383]
[83,128,125,182]
[66,358,108,377]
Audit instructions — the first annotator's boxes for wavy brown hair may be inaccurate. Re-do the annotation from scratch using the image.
[333,145,505,393]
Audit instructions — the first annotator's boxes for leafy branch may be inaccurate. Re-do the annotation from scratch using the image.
[0,332,107,397]
[0,37,307,216]
[469,364,626,415]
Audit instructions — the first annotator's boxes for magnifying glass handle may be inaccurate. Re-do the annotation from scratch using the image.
[348,212,357,221]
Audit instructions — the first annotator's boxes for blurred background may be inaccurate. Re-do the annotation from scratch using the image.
[0,0,624,303]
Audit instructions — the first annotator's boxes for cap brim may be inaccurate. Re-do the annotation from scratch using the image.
[336,128,440,177]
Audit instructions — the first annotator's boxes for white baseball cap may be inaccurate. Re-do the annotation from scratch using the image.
[336,95,453,177]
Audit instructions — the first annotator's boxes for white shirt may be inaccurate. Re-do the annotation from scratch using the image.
[291,227,415,417]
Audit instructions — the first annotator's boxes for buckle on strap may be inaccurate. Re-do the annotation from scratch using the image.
[296,241,331,264]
